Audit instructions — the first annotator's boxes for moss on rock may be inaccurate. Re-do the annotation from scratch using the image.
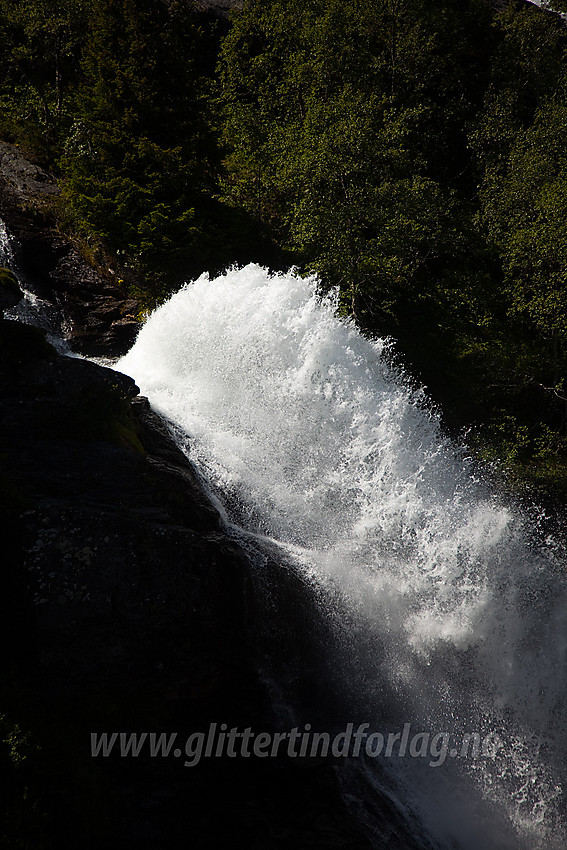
[0,267,22,311]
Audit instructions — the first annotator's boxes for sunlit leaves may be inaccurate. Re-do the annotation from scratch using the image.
[61,0,212,285]
[218,0,482,331]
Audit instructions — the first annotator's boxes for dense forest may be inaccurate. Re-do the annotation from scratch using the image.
[2,0,567,494]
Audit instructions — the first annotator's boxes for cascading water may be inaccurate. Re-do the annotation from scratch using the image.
[0,218,15,267]
[116,264,567,849]
[0,218,67,346]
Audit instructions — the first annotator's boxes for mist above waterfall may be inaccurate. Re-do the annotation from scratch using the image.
[117,264,567,849]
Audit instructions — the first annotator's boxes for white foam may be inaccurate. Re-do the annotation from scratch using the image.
[117,264,567,848]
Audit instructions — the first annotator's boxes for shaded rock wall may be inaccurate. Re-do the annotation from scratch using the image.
[0,140,140,356]
[0,315,381,849]
[0,118,429,850]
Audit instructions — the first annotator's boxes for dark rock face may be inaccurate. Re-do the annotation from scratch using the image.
[0,319,379,850]
[0,140,140,357]
[0,266,22,310]
[0,143,426,850]
[0,143,60,202]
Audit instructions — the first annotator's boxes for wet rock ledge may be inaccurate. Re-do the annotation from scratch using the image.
[0,139,140,356]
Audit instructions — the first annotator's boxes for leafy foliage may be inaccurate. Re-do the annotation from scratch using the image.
[0,0,91,155]
[470,2,567,483]
[218,0,491,331]
[59,0,216,292]
[1,0,567,491]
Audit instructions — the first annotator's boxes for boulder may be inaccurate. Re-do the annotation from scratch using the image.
[0,266,22,310]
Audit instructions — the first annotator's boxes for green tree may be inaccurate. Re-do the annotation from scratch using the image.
[0,0,91,151]
[472,8,567,357]
[62,0,214,292]
[467,1,567,481]
[219,0,492,325]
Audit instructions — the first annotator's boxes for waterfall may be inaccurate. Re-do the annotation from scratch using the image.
[0,218,68,346]
[116,264,567,849]
[0,218,15,267]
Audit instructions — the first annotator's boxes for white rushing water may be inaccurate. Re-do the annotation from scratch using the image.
[0,218,15,267]
[116,264,567,849]
[0,218,70,349]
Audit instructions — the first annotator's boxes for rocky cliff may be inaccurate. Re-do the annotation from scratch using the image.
[0,303,385,848]
[0,139,435,849]
[0,145,386,848]
[0,140,140,356]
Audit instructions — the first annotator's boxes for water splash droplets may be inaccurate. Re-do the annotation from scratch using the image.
[117,264,567,848]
